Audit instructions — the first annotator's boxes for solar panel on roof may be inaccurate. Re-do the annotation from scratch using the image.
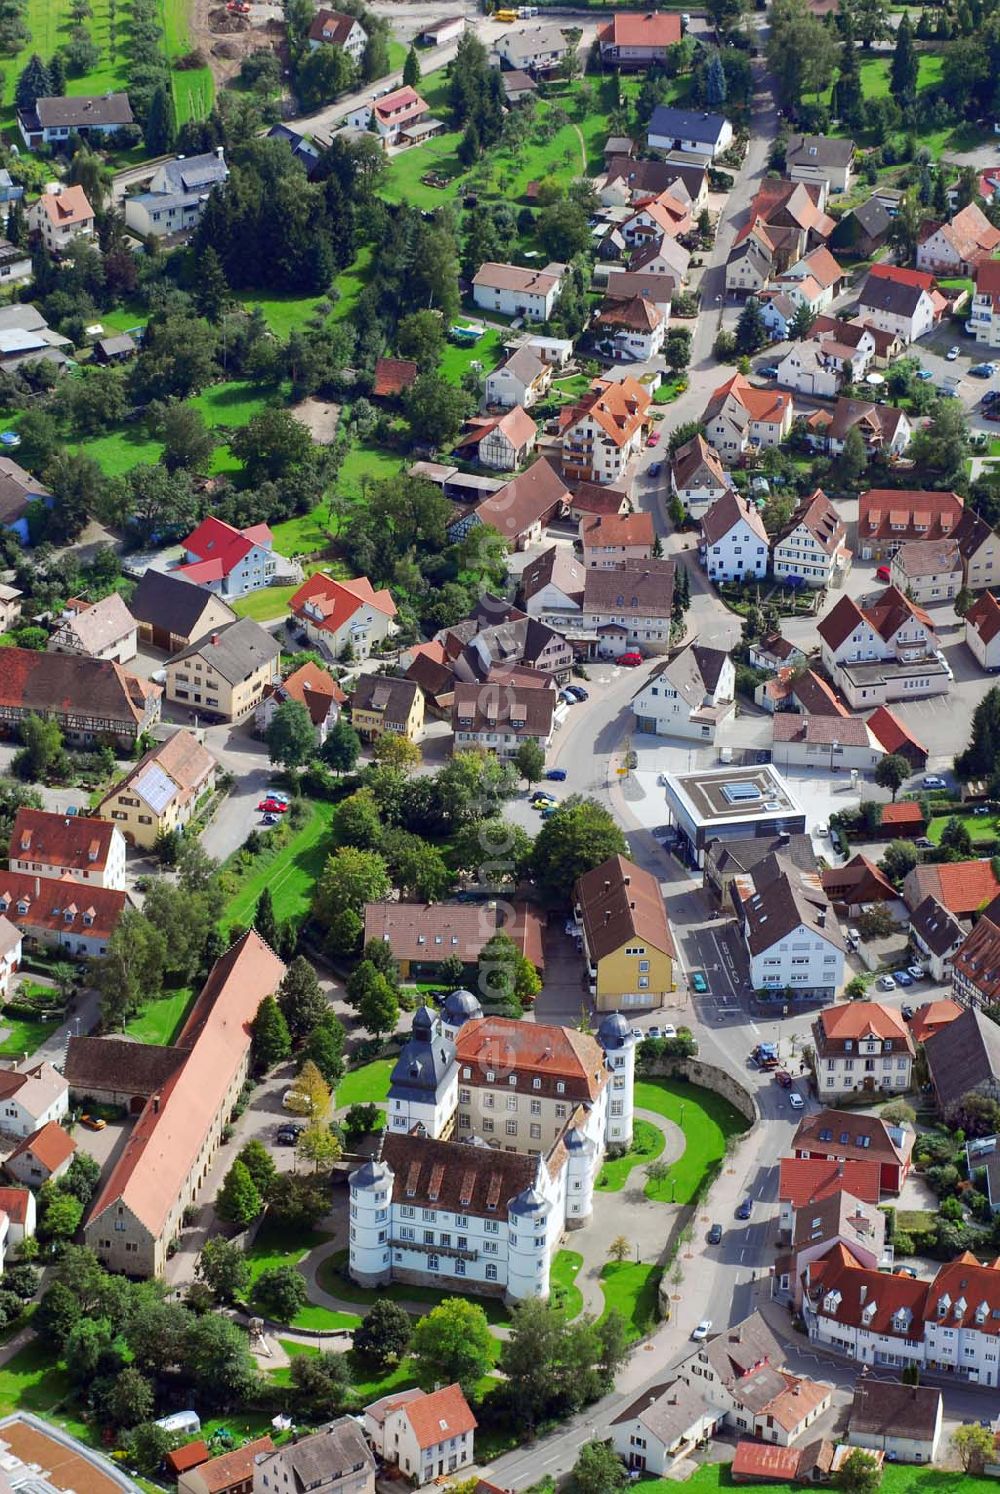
[722,781,762,804]
[134,762,178,814]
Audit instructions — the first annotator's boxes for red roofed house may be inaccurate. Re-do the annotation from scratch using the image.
[878,801,925,836]
[816,585,946,708]
[778,1156,882,1234]
[864,705,928,770]
[178,1437,276,1494]
[731,1443,803,1483]
[966,589,1000,671]
[289,572,397,660]
[594,292,665,360]
[704,373,793,458]
[903,858,1000,917]
[255,660,346,747]
[580,510,654,568]
[0,648,160,750]
[9,807,127,891]
[792,1108,914,1194]
[365,1384,476,1485]
[909,998,963,1047]
[350,85,433,147]
[857,489,964,562]
[372,356,418,399]
[457,456,570,550]
[28,184,94,255]
[597,11,682,67]
[917,202,1000,276]
[0,871,129,958]
[175,516,276,600]
[970,257,1000,349]
[560,376,652,484]
[4,1120,75,1187]
[307,7,367,60]
[453,406,538,471]
[857,263,945,345]
[820,854,899,918]
[0,1186,35,1253]
[810,1001,914,1101]
[772,488,850,589]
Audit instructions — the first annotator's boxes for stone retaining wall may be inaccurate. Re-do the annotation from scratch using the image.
[640,1055,760,1128]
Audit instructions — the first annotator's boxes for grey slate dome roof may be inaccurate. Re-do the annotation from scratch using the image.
[412,1003,436,1037]
[564,1126,597,1155]
[442,987,483,1024]
[597,1012,631,1049]
[508,1182,550,1217]
[389,1005,455,1096]
[350,1157,393,1188]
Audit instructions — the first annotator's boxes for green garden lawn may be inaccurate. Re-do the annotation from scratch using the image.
[232,293,327,340]
[124,985,195,1045]
[599,1260,660,1341]
[439,326,506,388]
[596,1117,664,1192]
[336,1057,394,1109]
[633,1462,996,1494]
[633,1078,748,1204]
[550,1249,584,1321]
[245,1223,361,1332]
[221,799,335,929]
[927,811,999,845]
[0,1341,75,1419]
[270,444,403,557]
[0,1013,60,1058]
[232,583,307,623]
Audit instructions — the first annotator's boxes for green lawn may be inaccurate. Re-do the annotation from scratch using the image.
[599,1260,660,1341]
[159,0,214,123]
[232,293,327,339]
[221,799,335,929]
[317,1249,513,1324]
[439,326,506,389]
[595,1117,665,1192]
[927,811,999,845]
[550,1249,584,1321]
[858,53,942,99]
[269,444,404,557]
[124,985,194,1046]
[335,1057,394,1110]
[0,1342,75,1419]
[633,1078,749,1204]
[245,1223,361,1332]
[635,1462,997,1494]
[0,1014,60,1058]
[232,583,307,623]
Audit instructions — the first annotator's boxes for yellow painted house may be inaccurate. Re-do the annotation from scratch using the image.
[573,853,675,1012]
[351,674,424,742]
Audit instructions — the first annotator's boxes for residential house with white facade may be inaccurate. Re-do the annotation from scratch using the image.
[289,573,397,660]
[808,398,912,460]
[484,344,552,410]
[772,489,850,589]
[596,11,682,68]
[28,185,94,255]
[811,1002,914,1101]
[847,1380,943,1465]
[817,586,949,707]
[889,539,962,606]
[916,202,1000,276]
[785,135,854,193]
[632,644,734,744]
[703,373,793,458]
[646,106,733,160]
[8,809,126,891]
[0,1062,68,1140]
[774,341,840,399]
[453,406,536,471]
[856,266,943,344]
[451,680,554,757]
[521,545,586,627]
[700,489,768,583]
[307,8,367,57]
[732,850,845,1000]
[174,517,276,600]
[670,435,730,517]
[364,1386,475,1488]
[559,376,651,485]
[48,594,137,664]
[18,92,133,149]
[579,511,653,568]
[593,294,665,361]
[472,262,565,321]
[909,897,966,985]
[856,488,964,563]
[970,258,1000,347]
[495,24,572,76]
[123,150,228,240]
[966,589,1000,670]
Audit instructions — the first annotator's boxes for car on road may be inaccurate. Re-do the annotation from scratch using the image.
[974,804,991,815]
[266,791,290,803]
[922,775,946,789]
[907,965,925,980]
[916,367,934,380]
[648,1026,661,1040]
[774,1069,793,1088]
[691,971,708,994]
[707,1223,723,1245]
[80,1114,106,1131]
[984,389,1000,406]
[901,1004,915,1021]
[276,1123,304,1146]
[691,1319,713,1341]
[736,1197,754,1220]
[257,799,289,813]
[566,686,589,701]
[814,822,828,837]
[648,462,662,478]
[789,1092,804,1109]
[631,1028,643,1040]
[946,345,960,360]
[914,835,934,849]
[876,564,892,582]
[971,363,997,377]
[531,790,556,804]
[757,365,779,379]
[540,807,557,819]
[894,969,913,986]
[877,973,897,990]
[559,690,578,705]
[545,769,567,781]
[619,652,644,666]
[647,432,660,447]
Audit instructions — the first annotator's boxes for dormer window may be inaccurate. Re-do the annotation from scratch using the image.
[937,1294,951,1317]
[823,1289,842,1314]
[844,1040,853,1052]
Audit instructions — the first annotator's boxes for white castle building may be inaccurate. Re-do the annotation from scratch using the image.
[348,993,636,1304]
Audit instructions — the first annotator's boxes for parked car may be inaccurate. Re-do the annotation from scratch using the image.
[814,822,828,837]
[261,813,279,825]
[619,652,644,666]
[540,807,557,819]
[914,836,934,849]
[895,1265,917,1278]
[789,1092,804,1109]
[774,1069,793,1088]
[907,965,925,980]
[916,367,934,380]
[559,690,578,704]
[648,462,662,477]
[901,1004,915,1021]
[257,799,289,813]
[647,432,660,447]
[648,1026,661,1040]
[691,971,708,993]
[876,564,892,582]
[630,1028,643,1040]
[758,365,779,379]
[877,973,897,990]
[707,1223,723,1245]
[736,1197,754,1220]
[922,775,946,789]
[946,345,960,360]
[983,389,1000,406]
[531,791,556,806]
[894,969,913,986]
[567,686,589,701]
[276,1123,304,1146]
[80,1114,106,1131]
[545,768,567,781]
[971,363,996,377]
[974,804,991,815]
[691,1319,713,1341]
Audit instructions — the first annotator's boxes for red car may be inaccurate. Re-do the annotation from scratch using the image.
[647,432,660,447]
[257,799,289,813]
[774,1069,793,1088]
[876,564,891,583]
[619,651,644,666]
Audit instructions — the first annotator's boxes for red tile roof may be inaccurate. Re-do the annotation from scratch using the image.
[10,808,119,876]
[907,858,1000,917]
[865,705,927,762]
[707,371,793,427]
[290,572,397,636]
[396,1384,477,1450]
[867,263,937,293]
[816,1000,911,1045]
[778,1156,882,1209]
[732,1443,802,1482]
[597,11,682,46]
[909,998,963,1046]
[967,589,1000,647]
[7,1120,75,1173]
[880,801,924,827]
[859,488,963,544]
[0,1186,30,1225]
[0,871,128,942]
[373,85,427,124]
[165,1442,210,1476]
[580,511,655,551]
[186,1438,275,1494]
[177,517,272,584]
[372,356,418,397]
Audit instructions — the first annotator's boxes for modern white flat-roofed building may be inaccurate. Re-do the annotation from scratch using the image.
[661,765,807,868]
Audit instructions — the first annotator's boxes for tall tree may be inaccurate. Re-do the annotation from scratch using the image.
[278,957,329,1041]
[957,686,1000,778]
[890,13,918,108]
[767,0,838,110]
[873,754,910,801]
[411,1297,493,1396]
[144,83,177,156]
[402,45,420,86]
[193,245,230,322]
[266,698,316,771]
[215,1160,262,1226]
[530,796,627,906]
[254,888,279,950]
[251,994,292,1070]
[16,54,51,110]
[704,50,727,107]
[735,296,767,355]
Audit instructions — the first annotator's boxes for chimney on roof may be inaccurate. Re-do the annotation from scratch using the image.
[818,909,826,927]
[605,911,611,924]
[630,901,636,911]
[211,633,220,645]
[153,1095,159,1114]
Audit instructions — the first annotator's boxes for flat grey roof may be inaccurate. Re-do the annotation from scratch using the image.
[665,765,804,827]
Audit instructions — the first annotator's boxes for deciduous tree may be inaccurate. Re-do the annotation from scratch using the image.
[874,754,910,801]
[411,1297,493,1396]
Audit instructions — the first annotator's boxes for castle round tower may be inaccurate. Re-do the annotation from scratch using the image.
[563,1126,598,1228]
[506,1175,553,1304]
[596,1011,637,1148]
[348,1153,395,1288]
[440,987,483,1044]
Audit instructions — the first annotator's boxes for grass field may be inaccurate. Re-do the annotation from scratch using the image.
[232,293,328,340]
[550,1249,584,1321]
[0,1013,60,1057]
[858,53,942,99]
[0,1342,75,1420]
[221,799,335,930]
[927,811,999,845]
[595,1117,665,1192]
[439,326,506,389]
[269,444,404,557]
[631,1462,998,1494]
[124,984,194,1045]
[632,1078,749,1204]
[244,1223,362,1331]
[599,1260,660,1341]
[335,1057,394,1110]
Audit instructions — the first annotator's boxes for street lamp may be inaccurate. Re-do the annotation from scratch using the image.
[830,738,839,773]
